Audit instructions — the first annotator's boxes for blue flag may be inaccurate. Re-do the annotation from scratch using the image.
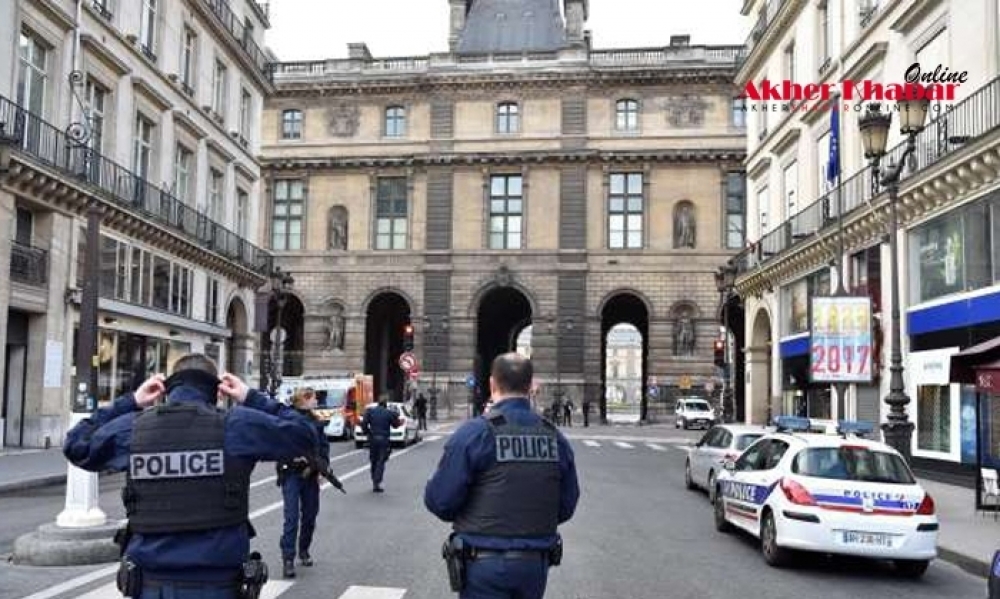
[827,100,841,184]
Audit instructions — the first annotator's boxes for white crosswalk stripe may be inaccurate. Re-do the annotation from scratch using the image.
[70,581,297,599]
[583,440,601,447]
[673,444,691,452]
[614,441,634,449]
[338,586,408,599]
[426,435,442,442]
[261,581,296,599]
[646,443,667,451]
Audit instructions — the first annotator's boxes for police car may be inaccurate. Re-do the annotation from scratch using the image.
[353,402,420,449]
[712,417,938,577]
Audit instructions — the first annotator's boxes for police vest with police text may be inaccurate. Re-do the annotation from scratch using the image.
[453,411,561,538]
[124,402,253,535]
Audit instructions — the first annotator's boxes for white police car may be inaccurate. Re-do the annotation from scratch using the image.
[713,417,938,577]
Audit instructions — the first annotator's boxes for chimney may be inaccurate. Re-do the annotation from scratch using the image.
[347,42,372,61]
[670,35,691,47]
[564,0,589,47]
[449,0,470,52]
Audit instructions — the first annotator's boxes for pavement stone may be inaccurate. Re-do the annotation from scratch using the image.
[0,448,72,494]
[919,477,999,578]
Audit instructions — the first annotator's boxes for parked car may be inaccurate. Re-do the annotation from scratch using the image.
[685,424,768,501]
[353,402,420,448]
[674,398,716,430]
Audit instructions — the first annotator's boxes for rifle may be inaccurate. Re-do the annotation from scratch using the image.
[318,466,347,494]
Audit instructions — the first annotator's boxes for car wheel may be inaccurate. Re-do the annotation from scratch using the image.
[761,510,792,568]
[675,420,680,429]
[685,459,696,490]
[894,559,930,579]
[707,471,717,503]
[714,489,732,533]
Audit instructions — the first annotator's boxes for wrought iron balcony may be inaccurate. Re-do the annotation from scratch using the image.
[0,94,270,276]
[202,0,271,79]
[741,0,792,63]
[10,241,48,286]
[733,75,1000,276]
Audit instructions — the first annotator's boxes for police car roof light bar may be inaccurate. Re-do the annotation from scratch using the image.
[773,416,812,433]
[836,420,875,437]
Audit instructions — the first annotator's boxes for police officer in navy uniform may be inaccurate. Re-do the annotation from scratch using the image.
[64,354,322,599]
[425,352,580,599]
[277,387,330,579]
[361,394,402,492]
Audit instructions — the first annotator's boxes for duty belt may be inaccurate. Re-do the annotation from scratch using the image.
[468,549,547,560]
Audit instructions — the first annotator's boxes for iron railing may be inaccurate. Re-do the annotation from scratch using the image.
[733,75,1000,275]
[202,0,270,79]
[741,0,792,64]
[10,241,48,286]
[0,95,271,276]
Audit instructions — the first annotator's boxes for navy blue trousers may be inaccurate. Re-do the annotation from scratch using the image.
[280,474,320,560]
[369,438,391,487]
[462,555,549,599]
[139,585,237,599]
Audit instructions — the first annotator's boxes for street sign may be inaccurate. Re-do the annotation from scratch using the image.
[398,352,417,372]
[408,368,421,381]
[269,327,287,344]
[810,296,874,384]
[465,374,477,389]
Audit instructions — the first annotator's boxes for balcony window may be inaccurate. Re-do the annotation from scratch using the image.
[170,264,192,317]
[272,180,304,250]
[281,109,302,140]
[212,59,228,115]
[783,160,799,218]
[236,189,249,238]
[496,102,520,134]
[17,30,47,118]
[783,42,795,81]
[725,172,746,249]
[208,169,224,222]
[384,106,406,138]
[757,185,769,236]
[239,88,252,142]
[206,278,220,324]
[608,173,643,249]
[818,2,831,67]
[181,28,196,93]
[174,146,192,205]
[84,79,107,155]
[615,99,639,132]
[139,0,157,59]
[133,115,154,182]
[489,175,523,249]
[375,177,408,250]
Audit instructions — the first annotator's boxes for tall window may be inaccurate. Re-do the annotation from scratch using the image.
[757,186,769,235]
[84,79,107,154]
[174,146,192,204]
[271,180,304,250]
[281,109,302,140]
[489,175,523,249]
[818,2,831,66]
[731,97,746,129]
[783,161,799,218]
[208,169,224,221]
[375,177,408,250]
[239,88,252,141]
[384,106,406,137]
[212,59,228,114]
[783,42,795,81]
[725,172,746,249]
[206,278,220,324]
[17,31,47,117]
[608,173,643,249]
[133,115,154,181]
[170,264,192,317]
[139,0,157,58]
[181,28,196,93]
[496,102,520,134]
[615,99,639,132]
[236,189,249,238]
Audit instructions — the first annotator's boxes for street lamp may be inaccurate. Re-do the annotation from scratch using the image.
[714,261,738,423]
[268,266,294,397]
[857,98,929,462]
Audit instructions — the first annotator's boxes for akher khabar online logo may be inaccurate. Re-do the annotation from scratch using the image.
[740,62,969,112]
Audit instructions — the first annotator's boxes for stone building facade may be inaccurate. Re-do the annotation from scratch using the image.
[261,0,747,419]
[0,0,271,447]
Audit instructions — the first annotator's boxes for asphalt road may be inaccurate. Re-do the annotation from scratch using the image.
[0,424,989,599]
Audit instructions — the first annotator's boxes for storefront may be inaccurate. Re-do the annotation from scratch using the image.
[779,270,833,419]
[94,330,191,404]
[949,337,1000,512]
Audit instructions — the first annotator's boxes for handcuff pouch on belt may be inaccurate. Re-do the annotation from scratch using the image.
[115,551,267,599]
[441,533,467,592]
[116,558,141,597]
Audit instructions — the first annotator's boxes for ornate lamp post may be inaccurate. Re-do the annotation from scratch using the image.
[857,98,929,462]
[714,261,738,423]
[268,267,294,397]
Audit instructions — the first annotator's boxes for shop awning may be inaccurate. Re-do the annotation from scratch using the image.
[950,336,1000,387]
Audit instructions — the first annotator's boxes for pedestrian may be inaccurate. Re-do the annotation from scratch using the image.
[551,397,563,426]
[582,397,591,428]
[361,394,402,492]
[63,354,321,599]
[415,392,429,431]
[562,397,574,427]
[277,387,331,579]
[425,353,580,599]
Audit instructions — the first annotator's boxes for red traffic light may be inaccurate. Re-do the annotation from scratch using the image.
[404,324,414,336]
[713,340,725,351]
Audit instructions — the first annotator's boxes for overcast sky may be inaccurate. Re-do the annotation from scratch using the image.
[266,0,751,61]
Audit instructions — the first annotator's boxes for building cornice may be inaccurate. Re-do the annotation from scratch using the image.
[81,34,132,77]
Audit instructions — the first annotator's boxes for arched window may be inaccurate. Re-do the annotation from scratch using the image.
[281,109,303,140]
[615,99,639,131]
[496,102,520,134]
[384,105,406,137]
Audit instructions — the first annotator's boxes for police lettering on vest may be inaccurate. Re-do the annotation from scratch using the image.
[130,450,225,480]
[495,434,559,463]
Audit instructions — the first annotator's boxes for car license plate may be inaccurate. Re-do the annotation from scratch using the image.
[843,531,893,547]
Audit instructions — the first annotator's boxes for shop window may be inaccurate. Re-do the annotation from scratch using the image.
[850,246,882,312]
[917,384,951,453]
[152,257,170,310]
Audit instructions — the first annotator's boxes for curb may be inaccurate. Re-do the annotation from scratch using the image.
[0,474,67,495]
[938,545,991,579]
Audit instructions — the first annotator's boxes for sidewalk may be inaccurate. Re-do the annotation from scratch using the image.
[0,448,69,494]
[920,477,999,577]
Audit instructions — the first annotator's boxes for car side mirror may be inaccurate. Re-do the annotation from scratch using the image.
[723,459,736,472]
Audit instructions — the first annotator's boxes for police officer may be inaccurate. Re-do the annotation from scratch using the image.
[425,353,580,599]
[63,354,322,599]
[361,394,401,493]
[277,387,330,579]
[990,549,1000,599]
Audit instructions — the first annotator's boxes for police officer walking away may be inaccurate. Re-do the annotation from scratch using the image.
[277,387,330,579]
[63,354,322,599]
[425,353,580,599]
[415,392,429,431]
[361,394,402,493]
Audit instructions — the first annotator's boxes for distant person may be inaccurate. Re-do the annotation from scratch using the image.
[551,397,563,426]
[563,398,574,428]
[425,353,580,598]
[361,394,402,493]
[63,354,321,599]
[415,392,429,431]
[582,397,591,428]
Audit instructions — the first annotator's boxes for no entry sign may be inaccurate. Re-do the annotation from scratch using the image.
[398,352,417,372]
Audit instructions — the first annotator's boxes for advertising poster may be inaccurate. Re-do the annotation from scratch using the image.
[810,296,874,384]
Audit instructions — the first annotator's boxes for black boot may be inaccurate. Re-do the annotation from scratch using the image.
[283,558,296,579]
[300,551,313,567]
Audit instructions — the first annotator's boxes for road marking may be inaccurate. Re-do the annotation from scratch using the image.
[646,443,666,452]
[673,445,691,452]
[563,434,694,444]
[260,580,295,598]
[426,435,442,442]
[68,580,295,599]
[17,442,433,599]
[338,587,407,599]
[614,441,634,449]
[249,449,366,489]
[583,440,601,448]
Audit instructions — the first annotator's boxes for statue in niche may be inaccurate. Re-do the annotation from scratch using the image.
[328,206,348,250]
[674,203,696,249]
[673,311,696,356]
[324,304,345,351]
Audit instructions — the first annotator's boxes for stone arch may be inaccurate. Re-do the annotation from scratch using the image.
[596,288,654,320]
[466,280,540,320]
[669,299,702,319]
[673,200,697,248]
[224,296,250,377]
[361,286,418,317]
[747,306,774,425]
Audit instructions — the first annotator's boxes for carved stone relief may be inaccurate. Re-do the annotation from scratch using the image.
[662,95,710,128]
[326,102,360,137]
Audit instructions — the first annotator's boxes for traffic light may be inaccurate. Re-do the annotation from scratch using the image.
[403,323,414,351]
[713,339,725,367]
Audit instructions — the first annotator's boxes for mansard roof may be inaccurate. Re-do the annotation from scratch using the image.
[457,0,567,54]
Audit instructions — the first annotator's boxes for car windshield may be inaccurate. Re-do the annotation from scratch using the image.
[735,434,763,450]
[792,446,916,484]
[317,389,347,409]
[684,401,711,411]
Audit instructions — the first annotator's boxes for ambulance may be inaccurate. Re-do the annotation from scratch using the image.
[277,374,374,440]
